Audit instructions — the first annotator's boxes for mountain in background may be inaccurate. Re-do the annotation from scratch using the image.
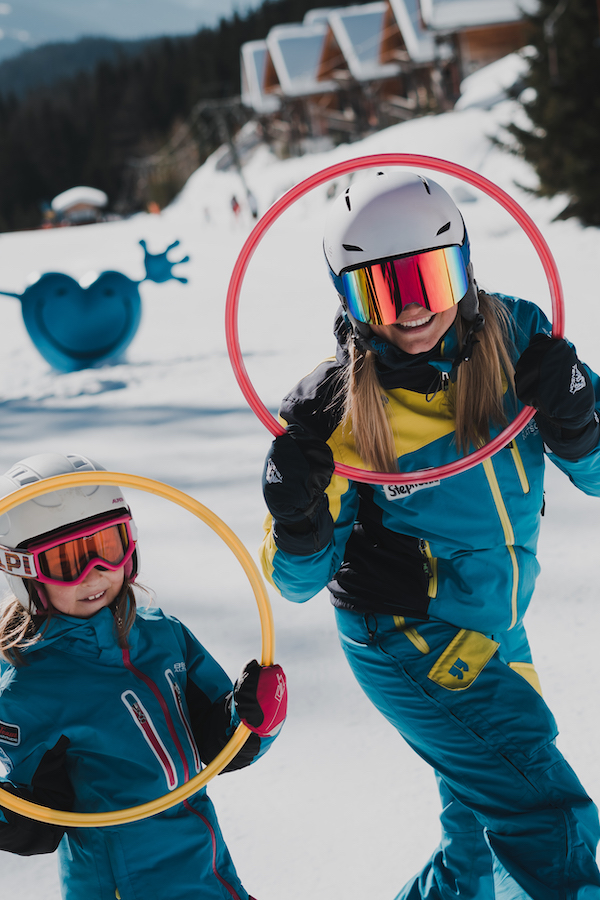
[0,0,329,231]
[0,0,251,63]
[0,36,153,97]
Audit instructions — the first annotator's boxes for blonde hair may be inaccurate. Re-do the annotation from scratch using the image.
[343,292,516,471]
[0,579,138,667]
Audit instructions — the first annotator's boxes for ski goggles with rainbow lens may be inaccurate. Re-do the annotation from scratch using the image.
[339,244,469,326]
[0,514,136,586]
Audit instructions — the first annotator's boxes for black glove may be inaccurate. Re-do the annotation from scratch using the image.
[515,333,600,460]
[263,426,335,554]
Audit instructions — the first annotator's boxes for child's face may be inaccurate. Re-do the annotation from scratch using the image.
[44,565,125,619]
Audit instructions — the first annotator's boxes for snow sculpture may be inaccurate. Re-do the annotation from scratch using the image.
[0,240,189,372]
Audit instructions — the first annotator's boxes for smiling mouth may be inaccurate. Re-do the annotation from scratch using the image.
[81,590,106,602]
[396,313,435,330]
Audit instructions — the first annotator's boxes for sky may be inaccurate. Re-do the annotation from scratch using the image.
[1,50,600,899]
[0,0,263,62]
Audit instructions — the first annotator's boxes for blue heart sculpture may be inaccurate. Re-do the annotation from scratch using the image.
[0,240,189,372]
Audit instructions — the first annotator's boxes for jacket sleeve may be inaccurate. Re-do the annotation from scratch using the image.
[259,463,359,602]
[544,360,600,495]
[505,293,600,495]
[0,734,74,856]
[259,427,362,601]
[178,623,276,772]
[257,351,363,601]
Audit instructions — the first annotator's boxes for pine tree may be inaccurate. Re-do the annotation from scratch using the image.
[507,0,600,225]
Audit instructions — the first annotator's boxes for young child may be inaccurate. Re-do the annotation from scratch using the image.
[0,451,287,900]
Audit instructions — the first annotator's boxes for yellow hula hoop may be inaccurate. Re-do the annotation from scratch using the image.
[0,471,275,827]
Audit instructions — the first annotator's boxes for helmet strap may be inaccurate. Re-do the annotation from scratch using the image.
[28,580,49,612]
[124,548,138,583]
[342,311,371,354]
[352,328,371,355]
[456,313,485,364]
[457,266,479,321]
[424,314,485,402]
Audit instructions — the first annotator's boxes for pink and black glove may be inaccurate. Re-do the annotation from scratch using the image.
[233,659,287,737]
[515,333,600,460]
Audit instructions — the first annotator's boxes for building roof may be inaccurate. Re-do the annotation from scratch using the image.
[388,0,436,63]
[51,186,108,213]
[240,40,281,113]
[303,8,336,26]
[266,21,339,97]
[419,0,538,31]
[240,0,535,111]
[327,2,402,81]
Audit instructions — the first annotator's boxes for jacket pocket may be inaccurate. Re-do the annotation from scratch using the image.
[427,629,500,691]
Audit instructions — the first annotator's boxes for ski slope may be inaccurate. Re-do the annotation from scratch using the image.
[2,51,600,899]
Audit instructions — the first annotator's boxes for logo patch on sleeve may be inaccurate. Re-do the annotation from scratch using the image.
[0,719,20,746]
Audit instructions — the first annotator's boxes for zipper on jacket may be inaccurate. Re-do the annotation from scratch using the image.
[121,690,178,789]
[122,649,191,781]
[419,538,438,598]
[122,652,244,900]
[166,669,201,774]
[507,440,530,494]
[482,458,519,630]
[393,615,430,654]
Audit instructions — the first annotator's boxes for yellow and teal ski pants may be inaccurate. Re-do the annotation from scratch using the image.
[335,608,600,900]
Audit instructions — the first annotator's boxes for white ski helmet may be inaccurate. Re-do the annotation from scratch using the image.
[0,452,139,610]
[323,170,479,339]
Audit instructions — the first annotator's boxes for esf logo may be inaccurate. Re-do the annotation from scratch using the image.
[383,480,440,501]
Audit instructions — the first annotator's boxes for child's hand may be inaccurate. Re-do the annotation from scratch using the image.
[233,659,287,737]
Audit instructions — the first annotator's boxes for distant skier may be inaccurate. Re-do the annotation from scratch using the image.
[0,452,287,900]
[247,191,259,221]
[260,170,600,898]
[231,194,241,219]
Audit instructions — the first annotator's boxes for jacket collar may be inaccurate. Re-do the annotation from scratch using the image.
[22,605,138,662]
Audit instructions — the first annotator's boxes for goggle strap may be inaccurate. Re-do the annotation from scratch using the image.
[0,545,38,579]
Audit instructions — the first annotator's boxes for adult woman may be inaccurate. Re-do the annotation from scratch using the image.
[259,171,600,899]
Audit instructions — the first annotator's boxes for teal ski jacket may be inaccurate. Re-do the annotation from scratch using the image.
[0,605,276,900]
[260,295,600,641]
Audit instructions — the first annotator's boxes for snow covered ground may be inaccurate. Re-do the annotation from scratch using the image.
[2,51,600,898]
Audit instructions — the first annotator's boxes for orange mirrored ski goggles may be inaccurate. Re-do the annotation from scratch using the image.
[0,515,135,586]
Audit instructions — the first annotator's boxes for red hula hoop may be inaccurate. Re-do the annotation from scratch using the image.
[225,153,565,485]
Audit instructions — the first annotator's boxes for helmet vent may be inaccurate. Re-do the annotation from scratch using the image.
[66,454,92,470]
[345,190,351,211]
[436,221,451,235]
[9,467,37,486]
[342,244,363,252]
[419,176,431,195]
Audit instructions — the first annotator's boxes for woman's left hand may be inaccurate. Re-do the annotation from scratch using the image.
[233,660,287,737]
[515,333,600,459]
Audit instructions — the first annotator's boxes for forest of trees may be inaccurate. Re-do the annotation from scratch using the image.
[1,0,599,232]
[507,0,600,226]
[0,0,343,232]
[0,37,152,100]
